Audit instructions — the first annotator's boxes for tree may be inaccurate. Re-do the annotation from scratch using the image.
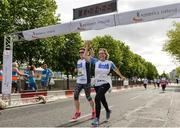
[90,35,159,79]
[160,71,170,79]
[120,47,134,78]
[145,62,158,80]
[163,22,180,62]
[130,54,147,78]
[92,35,123,66]
[55,33,83,89]
[91,35,125,78]
[0,0,59,65]
[176,66,180,78]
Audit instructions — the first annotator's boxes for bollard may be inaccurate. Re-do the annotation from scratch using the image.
[0,99,7,110]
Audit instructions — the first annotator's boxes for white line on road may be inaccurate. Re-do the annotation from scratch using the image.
[130,94,142,100]
[163,93,174,127]
[69,105,114,121]
[170,94,174,107]
[131,116,165,122]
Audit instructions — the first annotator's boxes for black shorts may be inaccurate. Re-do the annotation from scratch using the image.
[74,83,92,101]
[12,82,19,89]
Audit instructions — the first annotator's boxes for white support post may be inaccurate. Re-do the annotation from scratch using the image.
[2,35,13,106]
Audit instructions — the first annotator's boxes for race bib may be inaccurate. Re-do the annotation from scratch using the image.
[78,69,84,76]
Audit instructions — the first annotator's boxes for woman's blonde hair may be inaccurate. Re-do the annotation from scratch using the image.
[99,48,109,59]
[12,62,18,68]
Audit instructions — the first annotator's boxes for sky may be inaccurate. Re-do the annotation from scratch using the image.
[55,0,180,74]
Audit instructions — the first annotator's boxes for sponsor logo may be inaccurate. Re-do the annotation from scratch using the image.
[77,19,111,31]
[31,30,55,39]
[77,23,87,31]
[132,12,143,23]
[77,63,83,68]
[32,32,39,39]
[98,63,109,69]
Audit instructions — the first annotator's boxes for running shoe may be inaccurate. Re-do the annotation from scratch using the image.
[72,112,81,120]
[91,117,99,126]
[106,110,112,120]
[91,111,96,119]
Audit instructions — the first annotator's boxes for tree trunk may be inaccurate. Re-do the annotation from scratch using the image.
[66,69,70,89]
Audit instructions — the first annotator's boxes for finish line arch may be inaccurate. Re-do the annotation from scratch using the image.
[2,3,180,103]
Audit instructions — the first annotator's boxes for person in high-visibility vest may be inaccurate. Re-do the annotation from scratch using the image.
[12,62,25,93]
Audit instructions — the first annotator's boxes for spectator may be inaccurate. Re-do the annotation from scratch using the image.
[12,62,25,93]
[23,65,30,90]
[28,65,37,91]
[176,78,179,85]
[41,64,53,90]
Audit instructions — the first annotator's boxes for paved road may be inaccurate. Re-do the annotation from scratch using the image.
[0,84,180,127]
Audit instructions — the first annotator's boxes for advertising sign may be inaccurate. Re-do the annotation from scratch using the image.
[2,50,12,95]
[22,3,180,41]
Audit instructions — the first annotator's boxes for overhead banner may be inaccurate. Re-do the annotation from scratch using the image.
[115,3,180,25]
[71,14,115,32]
[22,3,180,41]
[22,23,71,41]
[2,50,12,95]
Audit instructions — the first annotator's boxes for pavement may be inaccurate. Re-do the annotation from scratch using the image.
[1,83,180,127]
[0,84,142,109]
[111,83,180,127]
[1,83,179,110]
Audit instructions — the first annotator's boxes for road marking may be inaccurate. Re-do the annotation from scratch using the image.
[170,94,174,107]
[69,105,114,121]
[130,94,142,100]
[131,116,165,121]
[163,93,174,127]
[124,106,144,117]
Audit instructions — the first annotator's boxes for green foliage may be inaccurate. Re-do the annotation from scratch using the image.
[0,1,159,80]
[145,62,158,80]
[91,35,159,79]
[163,22,180,62]
[54,33,83,74]
[176,66,180,77]
[0,0,58,65]
[92,35,123,66]
[160,71,170,79]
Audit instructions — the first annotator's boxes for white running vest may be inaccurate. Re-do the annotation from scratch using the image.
[95,60,112,88]
[76,59,87,84]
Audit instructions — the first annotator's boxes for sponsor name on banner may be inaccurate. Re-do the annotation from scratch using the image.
[115,3,180,25]
[22,23,71,41]
[2,50,12,95]
[71,14,115,32]
[22,3,180,41]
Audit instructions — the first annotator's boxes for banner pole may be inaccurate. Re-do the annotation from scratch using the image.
[2,35,13,106]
